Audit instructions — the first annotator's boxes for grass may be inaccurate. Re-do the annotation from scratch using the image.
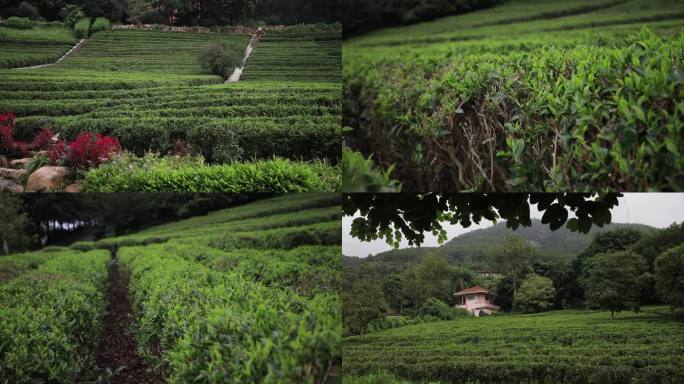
[343,306,684,383]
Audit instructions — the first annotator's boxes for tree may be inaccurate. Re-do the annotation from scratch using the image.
[382,274,403,314]
[515,274,555,313]
[342,278,388,335]
[0,195,31,255]
[654,244,684,308]
[574,227,647,305]
[581,251,644,319]
[413,253,453,304]
[344,193,621,248]
[533,261,582,308]
[492,235,535,312]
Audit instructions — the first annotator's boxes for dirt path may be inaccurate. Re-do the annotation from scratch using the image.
[13,38,86,70]
[226,33,260,83]
[94,260,156,384]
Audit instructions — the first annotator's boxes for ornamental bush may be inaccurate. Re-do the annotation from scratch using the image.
[90,17,111,34]
[198,41,244,77]
[73,17,91,38]
[49,132,121,169]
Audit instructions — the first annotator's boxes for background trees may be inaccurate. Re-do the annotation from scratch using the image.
[515,274,555,313]
[0,0,341,25]
[655,244,684,312]
[343,0,503,37]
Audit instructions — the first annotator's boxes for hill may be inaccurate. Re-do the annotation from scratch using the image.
[349,219,656,268]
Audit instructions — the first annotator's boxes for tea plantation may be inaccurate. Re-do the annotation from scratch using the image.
[0,23,341,192]
[344,0,684,192]
[343,308,684,384]
[0,194,342,383]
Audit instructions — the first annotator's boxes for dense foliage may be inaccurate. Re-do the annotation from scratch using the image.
[344,0,684,191]
[0,0,341,25]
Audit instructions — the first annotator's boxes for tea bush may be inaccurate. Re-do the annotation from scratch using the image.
[83,154,339,192]
[0,250,109,383]
[344,0,684,191]
[107,194,342,383]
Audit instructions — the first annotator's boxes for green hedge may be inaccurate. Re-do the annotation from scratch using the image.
[0,250,109,383]
[73,17,91,38]
[3,17,32,29]
[83,155,340,192]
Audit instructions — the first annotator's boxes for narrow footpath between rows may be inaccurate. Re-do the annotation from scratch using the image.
[94,255,157,384]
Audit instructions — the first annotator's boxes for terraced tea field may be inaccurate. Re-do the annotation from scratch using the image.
[343,308,684,383]
[0,24,341,192]
[0,194,342,383]
[343,0,684,192]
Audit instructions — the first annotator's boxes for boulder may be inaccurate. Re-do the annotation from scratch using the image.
[0,179,24,193]
[0,167,27,180]
[10,158,31,169]
[25,166,72,192]
[64,182,83,193]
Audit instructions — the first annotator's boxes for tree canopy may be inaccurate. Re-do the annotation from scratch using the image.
[581,251,644,318]
[344,193,622,248]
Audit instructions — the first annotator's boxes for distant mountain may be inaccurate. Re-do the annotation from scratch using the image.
[358,219,656,268]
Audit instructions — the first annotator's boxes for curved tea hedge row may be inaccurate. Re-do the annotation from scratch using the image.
[243,29,341,82]
[0,250,109,383]
[0,24,78,68]
[119,248,340,384]
[74,194,340,250]
[111,195,342,383]
[343,308,684,384]
[344,0,684,191]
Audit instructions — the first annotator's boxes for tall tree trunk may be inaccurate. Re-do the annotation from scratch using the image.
[2,238,8,255]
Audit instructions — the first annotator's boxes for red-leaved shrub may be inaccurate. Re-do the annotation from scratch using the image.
[50,132,121,168]
[0,111,27,157]
[2,111,121,169]
[30,128,55,151]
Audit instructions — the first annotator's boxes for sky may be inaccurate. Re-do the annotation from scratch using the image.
[342,193,684,257]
